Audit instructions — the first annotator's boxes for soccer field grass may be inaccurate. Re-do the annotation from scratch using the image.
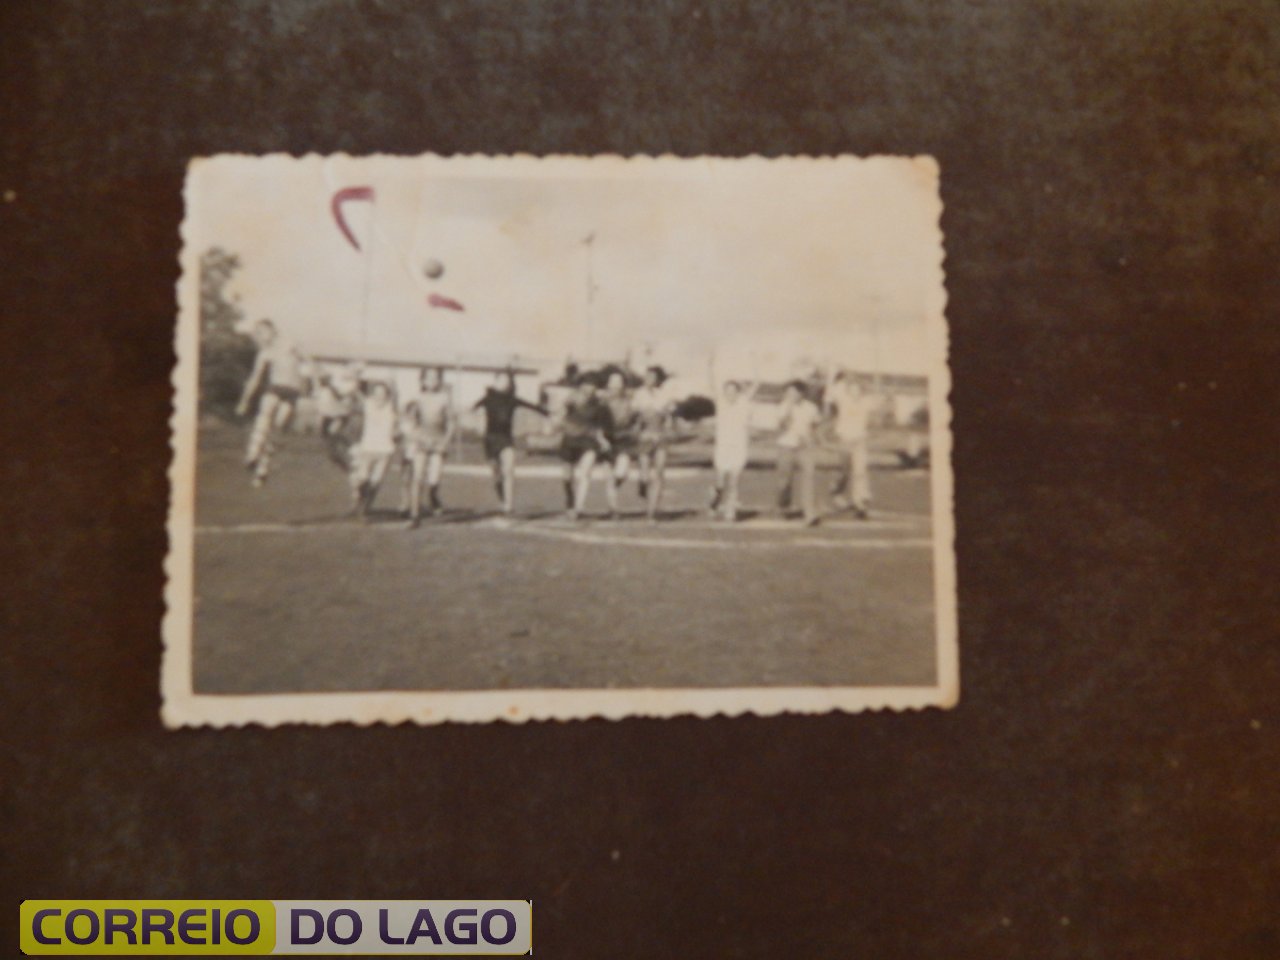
[190,427,939,693]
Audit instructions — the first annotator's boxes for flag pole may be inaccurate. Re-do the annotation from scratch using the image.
[359,197,376,344]
[582,231,596,362]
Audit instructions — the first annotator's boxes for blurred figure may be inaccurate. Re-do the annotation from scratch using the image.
[601,371,639,519]
[825,370,874,519]
[473,369,547,515]
[632,365,675,522]
[709,379,757,522]
[559,378,613,520]
[775,380,821,526]
[314,361,361,471]
[400,367,455,526]
[236,319,306,487]
[349,379,398,520]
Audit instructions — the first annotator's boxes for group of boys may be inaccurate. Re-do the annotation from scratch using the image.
[237,320,439,524]
[236,319,877,527]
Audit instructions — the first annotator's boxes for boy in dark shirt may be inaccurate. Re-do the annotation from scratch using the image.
[601,371,640,519]
[472,370,548,515]
[560,378,614,520]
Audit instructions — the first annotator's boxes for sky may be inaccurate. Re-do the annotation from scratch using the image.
[187,154,947,381]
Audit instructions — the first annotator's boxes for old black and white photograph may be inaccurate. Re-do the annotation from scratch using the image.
[163,153,955,725]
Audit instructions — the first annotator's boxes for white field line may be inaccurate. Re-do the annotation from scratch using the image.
[436,464,932,523]
[441,462,928,486]
[193,515,932,550]
[444,462,691,479]
[494,524,932,551]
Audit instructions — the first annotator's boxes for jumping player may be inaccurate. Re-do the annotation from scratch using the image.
[235,318,307,487]
[559,377,613,520]
[349,379,398,520]
[473,369,547,515]
[632,365,675,522]
[709,378,756,522]
[775,379,822,526]
[825,369,874,519]
[399,367,455,525]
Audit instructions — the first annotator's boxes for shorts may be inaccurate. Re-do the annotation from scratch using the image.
[350,450,393,485]
[636,430,667,457]
[561,435,599,463]
[714,439,749,475]
[484,434,514,461]
[604,433,638,462]
[267,385,302,404]
[405,433,450,457]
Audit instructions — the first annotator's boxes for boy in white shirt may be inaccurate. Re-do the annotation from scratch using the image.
[825,370,874,519]
[775,380,821,526]
[709,379,756,522]
[349,379,398,519]
[399,367,455,524]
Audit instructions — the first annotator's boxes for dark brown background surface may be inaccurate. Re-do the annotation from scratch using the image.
[2,1,1278,957]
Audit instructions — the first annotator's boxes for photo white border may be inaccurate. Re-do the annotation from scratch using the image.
[162,153,957,727]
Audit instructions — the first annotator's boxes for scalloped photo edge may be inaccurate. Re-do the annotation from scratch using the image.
[162,153,956,727]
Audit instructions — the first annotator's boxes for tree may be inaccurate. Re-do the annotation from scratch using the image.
[198,247,255,420]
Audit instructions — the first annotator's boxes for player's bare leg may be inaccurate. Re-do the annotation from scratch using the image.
[636,452,650,501]
[569,450,596,519]
[830,447,851,510]
[426,451,445,515]
[321,418,351,470]
[498,447,517,515]
[645,447,666,522]
[252,395,295,487]
[798,448,819,526]
[606,452,630,519]
[272,396,296,433]
[709,472,725,518]
[561,461,575,515]
[722,470,742,522]
[850,441,871,519]
[349,458,369,518]
[490,457,507,509]
[405,453,427,527]
[363,456,390,523]
[398,454,414,517]
[776,449,798,516]
[246,393,281,486]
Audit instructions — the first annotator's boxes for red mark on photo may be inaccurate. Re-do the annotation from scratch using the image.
[427,293,465,312]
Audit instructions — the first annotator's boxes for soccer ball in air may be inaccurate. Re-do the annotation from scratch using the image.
[422,258,445,280]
